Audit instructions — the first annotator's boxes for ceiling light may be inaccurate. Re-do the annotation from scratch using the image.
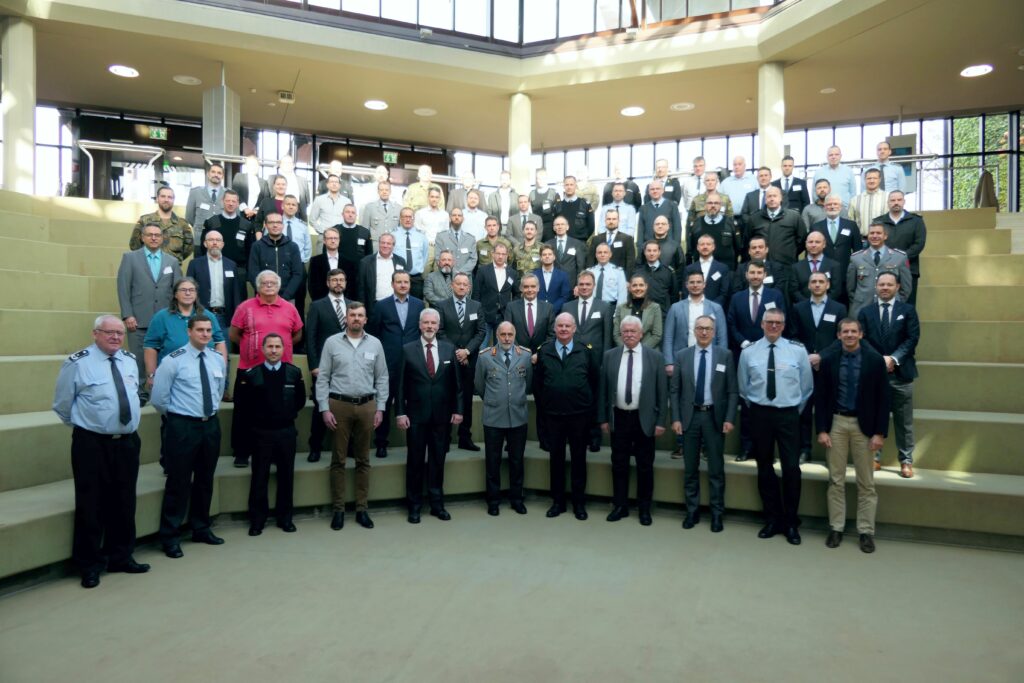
[172,156,183,161]
[669,102,696,112]
[364,100,388,111]
[266,101,277,107]
[960,64,993,78]
[819,87,836,94]
[1018,65,1024,71]
[108,64,139,78]
[413,108,437,117]
[172,75,202,86]
[1018,48,1024,57]
[620,106,645,117]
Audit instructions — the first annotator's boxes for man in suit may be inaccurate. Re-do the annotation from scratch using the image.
[847,223,912,317]
[802,179,850,231]
[670,315,738,532]
[599,316,667,526]
[771,155,810,213]
[329,204,373,289]
[368,271,424,459]
[740,166,774,237]
[305,268,352,462]
[396,308,464,523]
[858,272,920,479]
[637,180,682,245]
[534,245,571,312]
[504,274,555,354]
[554,176,594,242]
[816,318,890,554]
[423,249,456,307]
[445,173,476,213]
[644,158,683,204]
[308,227,340,302]
[534,313,601,520]
[597,182,639,237]
[232,155,269,220]
[436,272,487,451]
[875,190,927,305]
[186,230,242,334]
[790,271,847,463]
[117,223,181,398]
[472,242,519,345]
[357,233,407,317]
[506,195,541,247]
[586,208,636,272]
[684,235,732,308]
[434,208,478,275]
[196,190,256,280]
[561,270,614,364]
[545,216,587,286]
[486,172,520,233]
[248,213,304,303]
[663,271,729,369]
[748,187,805,266]
[792,231,842,303]
[812,194,863,303]
[687,192,741,268]
[603,164,643,211]
[727,260,787,461]
[185,163,226,231]
[733,236,797,307]
[277,154,311,209]
[360,180,403,246]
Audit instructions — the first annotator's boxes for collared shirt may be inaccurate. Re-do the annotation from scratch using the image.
[848,189,889,236]
[315,332,390,411]
[877,298,897,324]
[150,342,227,417]
[144,308,225,362]
[146,248,162,281]
[499,192,512,225]
[494,264,508,292]
[699,256,713,280]
[810,296,828,326]
[461,208,489,242]
[283,216,312,262]
[243,175,261,210]
[326,250,340,270]
[264,361,282,371]
[687,297,705,347]
[394,295,409,328]
[540,267,553,289]
[615,345,643,410]
[557,339,574,357]
[308,192,353,233]
[814,163,857,205]
[597,203,638,237]
[863,161,906,195]
[375,254,397,301]
[587,263,628,305]
[869,246,889,262]
[420,336,439,370]
[692,343,714,406]
[53,344,141,434]
[392,227,429,274]
[330,294,347,321]
[720,174,758,212]
[207,255,225,307]
[230,297,303,370]
[738,336,813,410]
[413,207,451,244]
[837,349,862,412]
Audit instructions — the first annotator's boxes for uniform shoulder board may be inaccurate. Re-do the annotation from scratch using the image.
[891,248,907,255]
[585,343,593,349]
[169,348,187,358]
[120,348,136,360]
[487,345,497,356]
[852,248,868,255]
[68,349,89,362]
[788,339,805,348]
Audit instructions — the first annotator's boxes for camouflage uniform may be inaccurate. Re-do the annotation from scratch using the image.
[402,182,445,213]
[128,212,194,263]
[513,241,542,274]
[476,236,515,268]
[686,193,734,230]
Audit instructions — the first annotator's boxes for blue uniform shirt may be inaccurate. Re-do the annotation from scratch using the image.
[150,343,226,417]
[52,344,141,434]
[738,336,813,411]
[587,263,628,305]
[143,309,225,363]
[391,227,429,275]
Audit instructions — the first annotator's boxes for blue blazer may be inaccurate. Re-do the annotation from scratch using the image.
[186,255,243,323]
[726,287,787,348]
[683,261,732,308]
[661,298,728,363]
[857,299,919,381]
[369,295,424,372]
[533,266,571,312]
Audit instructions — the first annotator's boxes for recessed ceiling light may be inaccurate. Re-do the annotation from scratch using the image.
[620,106,645,117]
[172,156,183,161]
[669,102,696,112]
[266,101,276,107]
[108,64,139,78]
[364,100,388,111]
[414,108,437,117]
[172,75,202,86]
[1018,65,1024,71]
[819,87,836,94]
[960,64,993,78]
[1018,48,1024,57]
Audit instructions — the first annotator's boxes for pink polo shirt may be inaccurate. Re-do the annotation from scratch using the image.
[231,296,303,370]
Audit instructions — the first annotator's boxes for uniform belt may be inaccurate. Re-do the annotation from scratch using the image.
[74,426,132,440]
[208,307,226,313]
[692,404,714,412]
[329,393,374,405]
[836,410,858,417]
[168,412,214,422]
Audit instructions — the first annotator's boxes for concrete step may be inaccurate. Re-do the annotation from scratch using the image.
[0,310,108,356]
[916,286,1024,322]
[1,446,1021,580]
[916,362,1024,414]
[918,321,1024,363]
[0,236,126,278]
[0,211,50,241]
[920,254,1024,286]
[48,219,140,249]
[925,229,1010,256]
[0,269,118,312]
[0,188,167,223]
[919,208,995,231]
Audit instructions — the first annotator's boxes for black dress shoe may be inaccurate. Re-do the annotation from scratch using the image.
[682,514,700,529]
[606,505,629,522]
[408,510,421,524]
[278,521,297,533]
[431,508,452,521]
[826,530,843,548]
[546,504,566,518]
[487,504,500,516]
[107,558,150,574]
[248,526,263,536]
[164,544,184,559]
[735,451,750,462]
[757,523,779,539]
[798,450,811,465]
[307,450,321,463]
[588,440,601,453]
[511,501,527,514]
[785,527,802,545]
[638,509,653,526]
[356,511,374,529]
[859,533,876,554]
[192,531,225,545]
[233,455,249,468]
[710,515,724,533]
[375,446,388,459]
[458,439,481,452]
[574,506,588,521]
[81,571,100,589]
[330,512,345,530]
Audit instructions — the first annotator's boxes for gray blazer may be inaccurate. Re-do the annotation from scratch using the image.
[116,248,181,328]
[360,199,403,245]
[661,298,728,363]
[486,188,520,223]
[434,228,478,275]
[507,211,543,246]
[185,186,225,231]
[423,270,454,307]
[670,345,738,431]
[474,344,533,429]
[598,344,667,437]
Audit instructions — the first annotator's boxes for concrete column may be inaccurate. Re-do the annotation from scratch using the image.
[757,61,785,173]
[2,18,36,194]
[508,92,532,194]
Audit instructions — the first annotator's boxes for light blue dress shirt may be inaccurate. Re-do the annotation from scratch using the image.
[283,215,312,262]
[146,249,162,281]
[558,340,574,357]
[394,296,410,329]
[588,263,628,305]
[264,361,282,371]
[738,336,813,410]
[810,298,827,326]
[814,164,858,205]
[53,344,142,434]
[598,203,638,237]
[863,162,906,194]
[720,174,758,213]
[150,343,226,417]
[391,227,430,275]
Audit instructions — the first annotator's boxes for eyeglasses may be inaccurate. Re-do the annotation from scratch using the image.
[695,326,714,332]
[95,329,125,337]
[763,320,784,327]
[177,288,197,293]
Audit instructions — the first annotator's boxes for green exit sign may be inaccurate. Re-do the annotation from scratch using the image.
[148,126,168,141]
[382,151,398,164]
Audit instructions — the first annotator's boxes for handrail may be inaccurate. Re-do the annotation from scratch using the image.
[77,140,165,199]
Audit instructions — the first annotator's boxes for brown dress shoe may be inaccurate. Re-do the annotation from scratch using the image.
[873,460,881,472]
[900,463,914,479]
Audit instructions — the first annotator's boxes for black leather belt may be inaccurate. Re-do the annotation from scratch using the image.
[74,427,132,440]
[329,393,374,405]
[836,410,858,417]
[208,307,226,313]
[168,412,213,422]
[693,404,713,412]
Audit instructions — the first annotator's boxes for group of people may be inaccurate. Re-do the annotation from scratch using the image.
[56,146,924,588]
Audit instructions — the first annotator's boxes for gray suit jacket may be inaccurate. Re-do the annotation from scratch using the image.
[507,211,543,246]
[474,345,533,428]
[434,228,478,275]
[359,199,403,245]
[423,270,455,307]
[661,298,728,363]
[598,345,667,436]
[670,345,738,431]
[185,186,225,232]
[486,188,520,223]
[116,248,181,328]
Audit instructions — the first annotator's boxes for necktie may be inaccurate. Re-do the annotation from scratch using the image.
[581,299,588,322]
[785,178,790,193]
[527,302,534,336]
[881,302,891,336]
[607,231,614,245]
[504,351,511,369]
[696,176,702,192]
[148,252,160,281]
[874,251,881,266]
[383,202,388,213]
[879,168,886,192]
[560,345,567,361]
[760,191,766,209]
[694,349,707,405]
[829,220,838,243]
[521,213,527,226]
[108,356,132,426]
[426,342,435,377]
[595,267,605,300]
[625,349,635,405]
[211,188,217,203]
[812,259,819,272]
[286,219,293,242]
[457,299,465,324]
[557,239,565,257]
[654,202,661,209]
[334,298,346,328]
[405,231,413,272]
[198,351,214,417]
[767,343,777,401]
[751,290,759,322]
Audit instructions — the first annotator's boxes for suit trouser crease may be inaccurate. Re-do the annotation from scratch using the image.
[750,404,802,528]
[889,378,915,463]
[406,420,449,510]
[330,399,373,511]
[374,373,399,447]
[483,424,527,503]
[682,411,726,515]
[547,412,590,506]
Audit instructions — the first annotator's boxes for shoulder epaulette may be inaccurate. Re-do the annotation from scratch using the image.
[169,347,187,358]
[852,248,868,255]
[120,348,136,360]
[891,248,907,255]
[68,349,89,362]
[585,343,593,349]
[788,339,805,348]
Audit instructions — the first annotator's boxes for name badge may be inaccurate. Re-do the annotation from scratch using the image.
[825,272,831,279]
[480,249,488,256]
[162,266,173,275]
[613,241,623,248]
[823,313,836,322]
[765,301,777,310]
[711,271,721,281]
[506,277,514,286]
[235,230,246,241]
[897,314,905,321]
[840,228,851,236]
[460,248,469,254]
[363,352,375,360]
[225,271,235,278]
[542,202,551,211]
[469,313,478,321]
[715,363,726,372]
[357,238,366,246]
[793,183,802,189]
[592,311,601,319]
[444,360,451,365]
[395,264,404,271]
[566,248,576,256]
[200,202,211,211]
[532,255,539,261]
[764,275,774,284]
[664,186,674,192]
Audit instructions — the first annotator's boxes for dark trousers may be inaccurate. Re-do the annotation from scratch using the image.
[248,426,297,528]
[484,424,527,503]
[409,273,425,301]
[799,401,814,454]
[159,413,221,544]
[749,404,802,529]
[547,412,590,507]
[453,358,475,440]
[406,420,450,511]
[374,374,399,447]
[230,373,250,458]
[682,411,725,515]
[908,273,920,306]
[70,428,141,573]
[610,409,655,508]
[739,399,753,455]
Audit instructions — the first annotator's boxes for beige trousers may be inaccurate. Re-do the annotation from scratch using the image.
[826,415,877,534]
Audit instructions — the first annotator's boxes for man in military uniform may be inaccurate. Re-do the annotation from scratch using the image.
[474,321,532,516]
[476,216,515,269]
[402,164,445,212]
[129,185,194,263]
[686,172,735,233]
[846,222,912,317]
[53,315,149,589]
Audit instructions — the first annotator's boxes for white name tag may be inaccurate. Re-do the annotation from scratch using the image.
[200,202,211,211]
[711,271,721,281]
[764,275,774,284]
[460,248,469,254]
[225,271,235,278]
[566,248,576,256]
[235,230,246,241]
[469,313,478,321]
[162,266,172,275]
[897,314,905,321]
[793,183,802,189]
[823,313,836,322]
[841,228,851,236]
[364,352,375,360]
[444,360,451,365]
[542,202,551,211]
[506,277,514,285]
[613,241,623,248]
[357,238,366,246]
[765,301,777,310]
[480,249,488,256]
[825,272,831,279]
[715,363,726,372]
[592,311,601,319]
[532,255,539,261]
[664,186,674,192]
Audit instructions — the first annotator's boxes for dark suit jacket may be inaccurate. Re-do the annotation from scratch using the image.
[231,172,269,211]
[533,267,571,311]
[771,177,810,213]
[726,287,786,348]
[561,297,614,360]
[788,298,847,353]
[637,200,682,245]
[305,295,352,371]
[186,255,242,322]
[683,261,732,307]
[741,187,771,234]
[543,236,587,286]
[815,343,891,438]
[857,299,919,381]
[732,260,796,305]
[877,211,927,275]
[598,345,667,436]
[435,297,487,354]
[356,253,407,316]
[813,217,863,292]
[308,252,338,302]
[504,298,555,352]
[586,231,636,272]
[396,338,463,424]
[369,295,424,372]
[644,177,682,205]
[670,345,738,431]
[197,214,255,264]
[602,180,642,210]
[472,264,519,325]
[792,255,843,303]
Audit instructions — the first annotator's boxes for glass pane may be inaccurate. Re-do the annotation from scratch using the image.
[493,0,519,41]
[565,149,587,180]
[61,148,73,196]
[953,117,981,155]
[921,119,947,156]
[421,0,454,29]
[783,130,806,168]
[35,146,61,196]
[654,141,677,170]
[633,143,655,179]
[523,0,556,42]
[679,139,703,172]
[728,136,753,169]
[587,147,609,179]
[984,154,1010,210]
[544,151,565,181]
[806,128,833,167]
[689,0,729,17]
[862,123,891,158]
[308,0,341,9]
[918,158,946,211]
[343,0,380,16]
[952,154,980,209]
[474,153,503,187]
[530,153,544,174]
[455,0,488,35]
[658,0,691,20]
[702,137,727,172]
[35,107,61,146]
[609,145,631,177]
[381,0,417,23]
[833,125,861,162]
[596,0,621,30]
[898,120,921,138]
[559,0,595,37]
[453,151,474,178]
[985,113,1010,152]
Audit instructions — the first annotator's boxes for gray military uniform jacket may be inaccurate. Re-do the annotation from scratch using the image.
[846,247,912,316]
[474,344,533,429]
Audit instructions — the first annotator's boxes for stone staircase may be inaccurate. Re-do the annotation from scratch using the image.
[0,190,1022,580]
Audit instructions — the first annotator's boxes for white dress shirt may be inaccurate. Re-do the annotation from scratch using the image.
[687,296,705,347]
[493,265,507,292]
[421,336,439,370]
[207,255,224,308]
[616,345,643,410]
[375,255,395,301]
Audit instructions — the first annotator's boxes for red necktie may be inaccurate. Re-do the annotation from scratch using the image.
[527,302,535,336]
[426,342,435,377]
[812,259,819,272]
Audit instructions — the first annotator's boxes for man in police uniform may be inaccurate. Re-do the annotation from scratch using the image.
[738,308,813,545]
[474,321,532,516]
[846,222,912,317]
[150,315,227,558]
[53,315,149,588]
[129,185,194,263]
